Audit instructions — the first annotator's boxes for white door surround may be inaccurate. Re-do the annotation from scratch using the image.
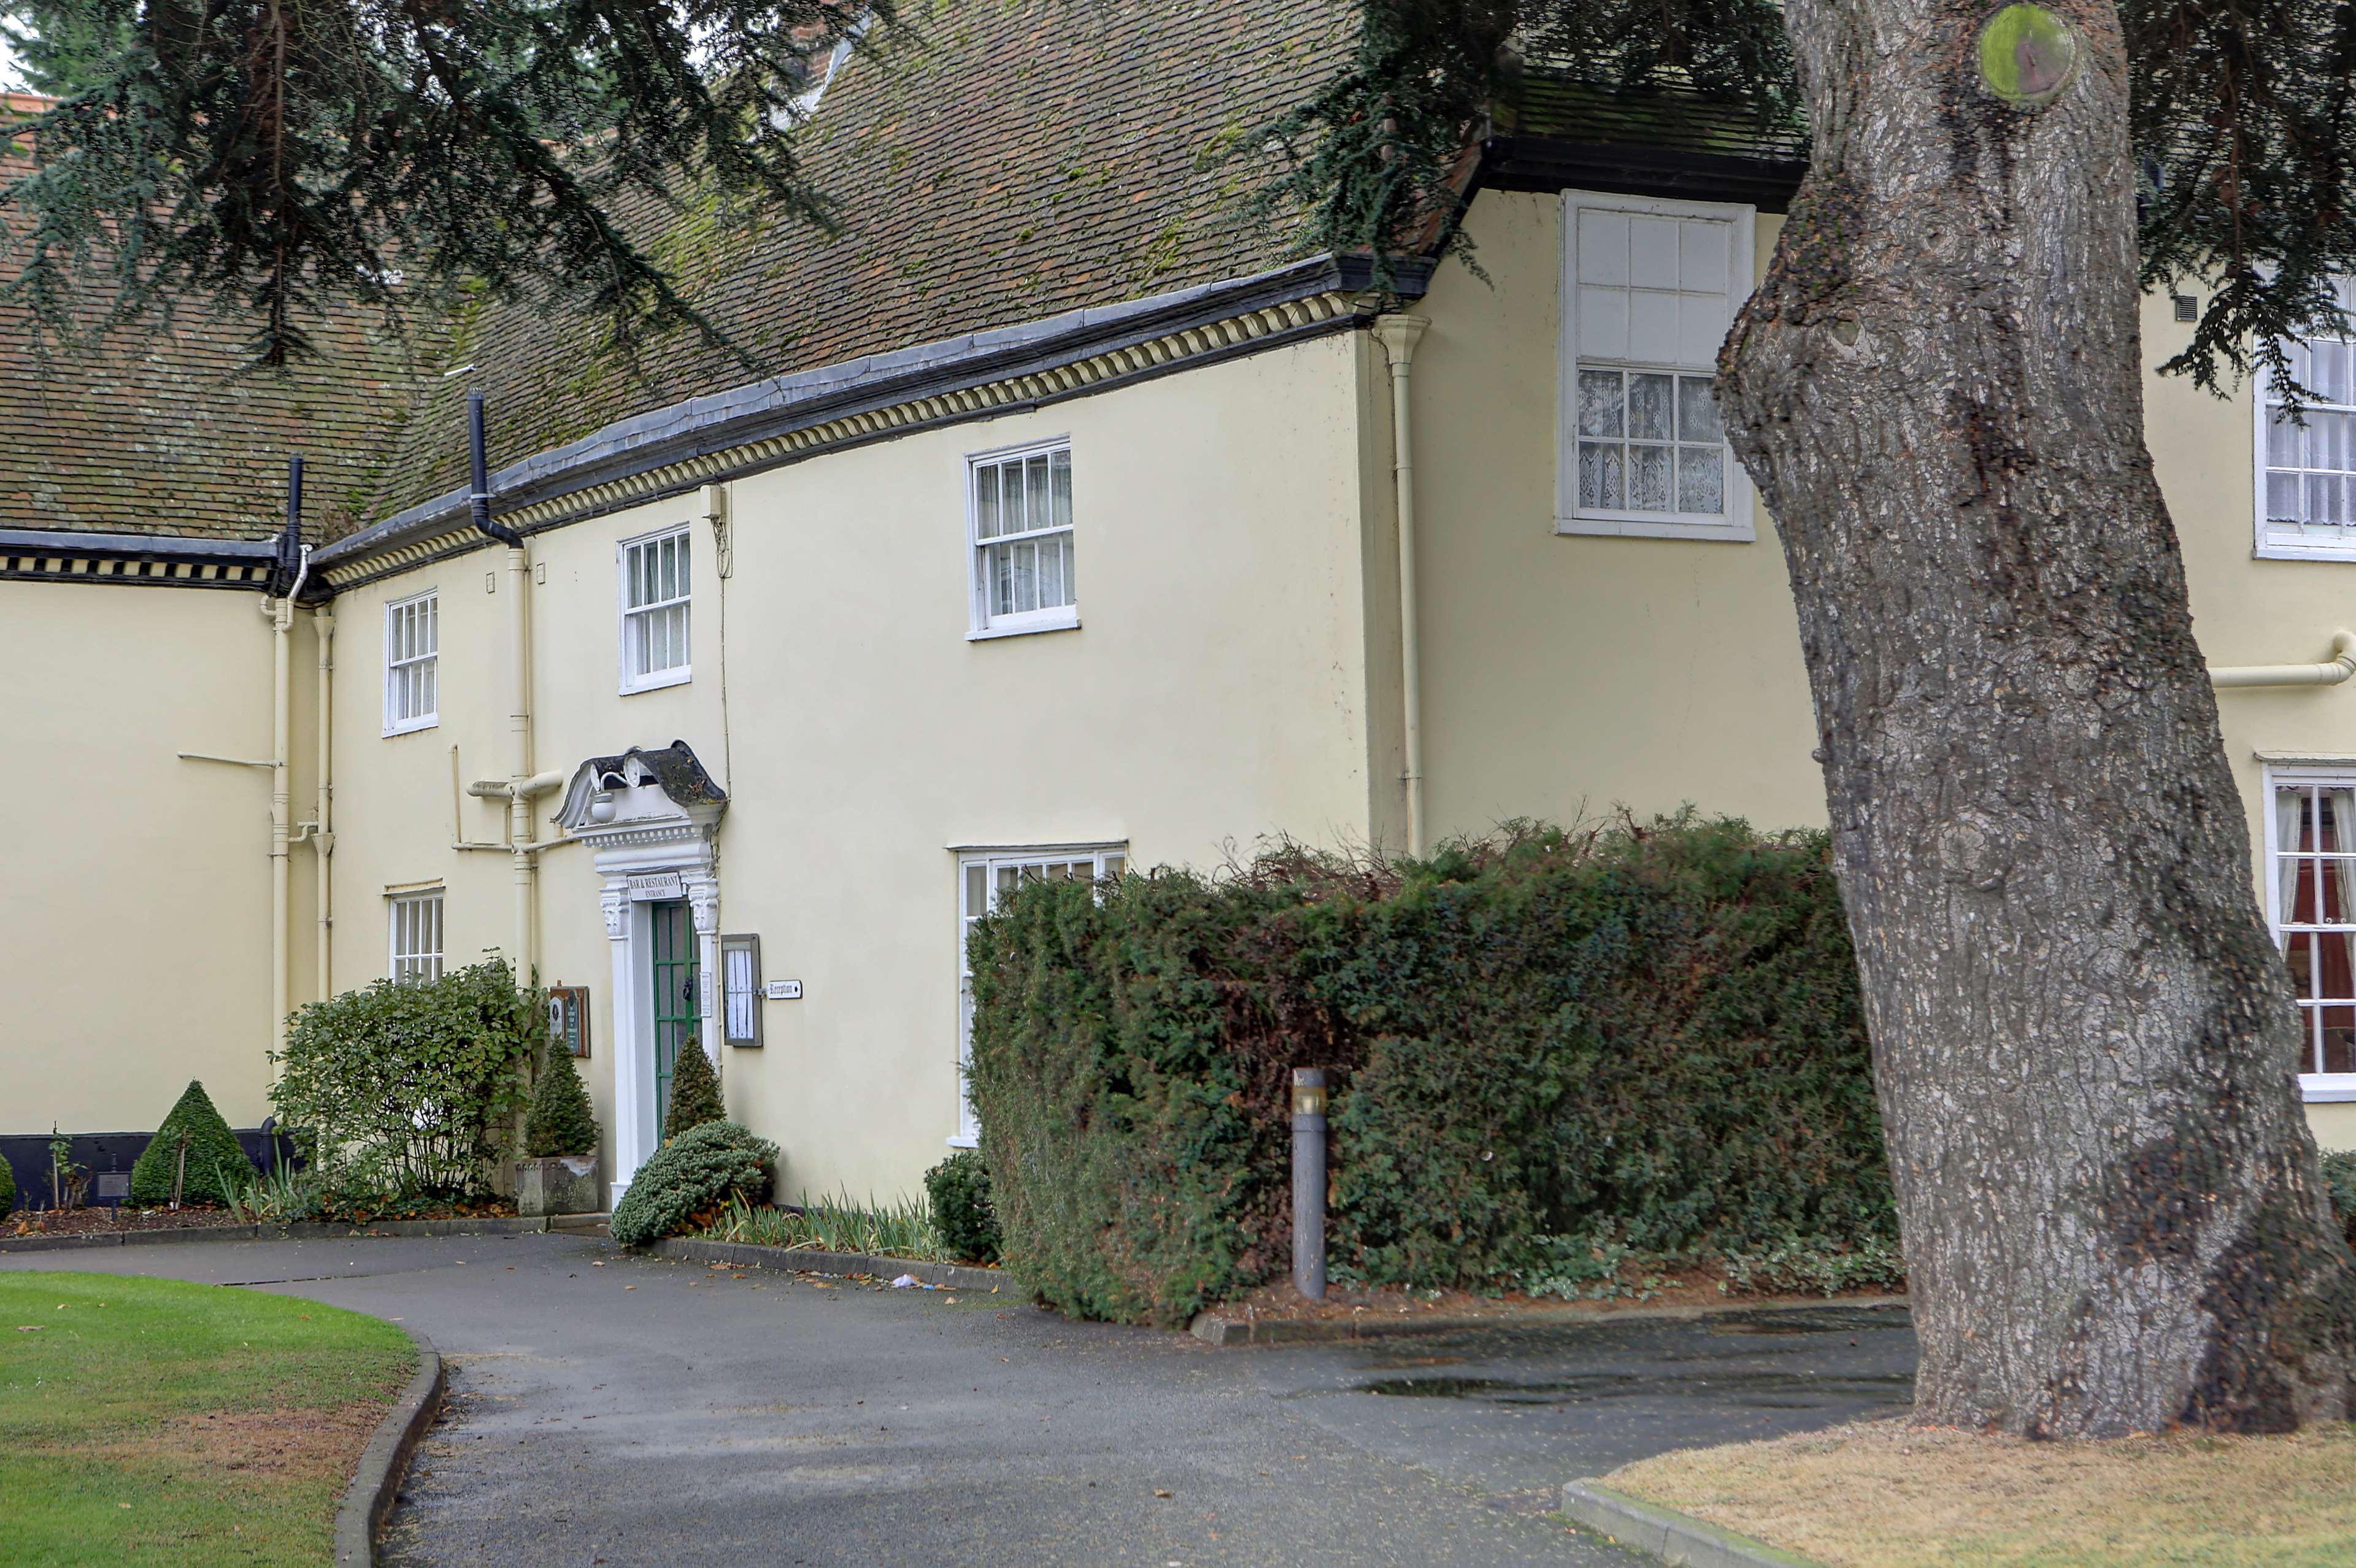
[553,742,729,1200]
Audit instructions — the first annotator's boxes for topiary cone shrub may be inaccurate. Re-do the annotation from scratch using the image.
[925,1149,1000,1263]
[609,1120,778,1247]
[525,1049,600,1158]
[661,1038,725,1140]
[128,1081,257,1208]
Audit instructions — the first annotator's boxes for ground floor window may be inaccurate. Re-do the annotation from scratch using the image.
[955,844,1126,1144]
[2266,771,2356,1096]
[390,889,444,983]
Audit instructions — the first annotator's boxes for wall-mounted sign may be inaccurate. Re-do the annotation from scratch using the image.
[723,934,764,1047]
[763,979,802,1001]
[625,870,685,901]
[547,986,590,1059]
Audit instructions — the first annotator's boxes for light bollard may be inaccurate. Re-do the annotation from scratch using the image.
[1291,1067,1328,1300]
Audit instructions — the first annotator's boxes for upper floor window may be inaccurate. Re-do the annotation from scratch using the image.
[390,888,445,984]
[620,526,691,692]
[2258,279,2356,559]
[953,844,1125,1143]
[1557,193,1755,542]
[2264,767,2356,1101]
[384,590,438,734]
[969,440,1078,639]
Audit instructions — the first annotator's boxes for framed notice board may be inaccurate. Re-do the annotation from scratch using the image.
[547,986,591,1059]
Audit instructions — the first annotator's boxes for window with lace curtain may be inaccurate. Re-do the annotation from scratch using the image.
[2265,770,2356,1096]
[619,525,691,692]
[2257,278,2356,559]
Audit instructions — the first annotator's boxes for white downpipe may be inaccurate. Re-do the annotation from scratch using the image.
[2211,629,2356,689]
[265,545,309,1054]
[1374,314,1431,856]
[506,542,537,978]
[312,610,335,999]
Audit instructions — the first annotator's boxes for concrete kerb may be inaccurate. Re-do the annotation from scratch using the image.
[0,1216,552,1255]
[1187,1292,1909,1346]
[642,1236,1011,1294]
[1558,1480,1822,1568]
[334,1324,446,1566]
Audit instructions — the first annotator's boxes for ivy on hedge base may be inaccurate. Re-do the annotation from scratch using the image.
[128,1080,256,1209]
[271,959,544,1207]
[610,1121,779,1247]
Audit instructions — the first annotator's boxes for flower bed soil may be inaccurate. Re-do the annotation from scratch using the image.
[7,1207,251,1239]
[1207,1261,1901,1329]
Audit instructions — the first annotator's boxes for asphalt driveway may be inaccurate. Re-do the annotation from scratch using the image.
[0,1233,1915,1566]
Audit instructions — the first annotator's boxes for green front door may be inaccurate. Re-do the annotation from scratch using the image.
[650,899,699,1128]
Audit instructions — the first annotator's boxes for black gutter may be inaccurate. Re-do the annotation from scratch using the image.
[1476,134,1807,213]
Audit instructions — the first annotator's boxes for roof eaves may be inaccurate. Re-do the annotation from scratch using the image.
[317,251,1425,574]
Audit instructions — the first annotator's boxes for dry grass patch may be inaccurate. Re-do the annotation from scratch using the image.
[1603,1416,2356,1566]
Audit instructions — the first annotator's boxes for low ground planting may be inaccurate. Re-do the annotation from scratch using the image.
[1600,1417,2356,1566]
[0,1272,414,1566]
[969,815,1893,1327]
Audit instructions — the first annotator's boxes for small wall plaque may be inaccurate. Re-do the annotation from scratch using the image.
[763,979,802,1001]
[626,870,685,901]
[547,985,591,1058]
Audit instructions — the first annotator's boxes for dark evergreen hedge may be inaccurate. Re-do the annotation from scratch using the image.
[129,1081,256,1208]
[967,815,1893,1328]
[925,1148,1002,1264]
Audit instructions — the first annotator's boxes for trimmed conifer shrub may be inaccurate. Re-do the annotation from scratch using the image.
[0,1152,15,1214]
[609,1120,777,1247]
[969,814,1892,1328]
[662,1039,725,1140]
[525,1049,600,1158]
[925,1150,1000,1263]
[128,1081,258,1207]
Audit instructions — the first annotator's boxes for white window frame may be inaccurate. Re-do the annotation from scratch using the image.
[1557,191,1757,542]
[382,589,439,736]
[389,888,445,985]
[952,842,1128,1145]
[618,524,693,694]
[966,437,1080,640]
[2253,288,2356,560]
[2262,764,2356,1101]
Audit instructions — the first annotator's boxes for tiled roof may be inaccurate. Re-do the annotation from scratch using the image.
[368,0,1357,521]
[0,110,432,542]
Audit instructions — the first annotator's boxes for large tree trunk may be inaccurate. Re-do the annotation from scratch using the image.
[1722,0,2356,1435]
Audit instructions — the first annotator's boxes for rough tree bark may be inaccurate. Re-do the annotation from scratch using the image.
[1722,0,2356,1435]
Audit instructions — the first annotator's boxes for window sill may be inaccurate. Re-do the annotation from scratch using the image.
[2255,539,2356,563]
[945,1134,979,1149]
[382,717,439,738]
[1557,515,1755,543]
[620,667,692,696]
[2300,1078,2356,1104]
[970,609,1080,642]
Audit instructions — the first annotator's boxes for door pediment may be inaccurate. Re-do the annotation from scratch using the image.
[554,740,726,848]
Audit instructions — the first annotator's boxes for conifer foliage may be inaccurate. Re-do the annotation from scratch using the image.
[524,1048,600,1159]
[662,1038,725,1142]
[0,0,882,364]
[128,1080,257,1208]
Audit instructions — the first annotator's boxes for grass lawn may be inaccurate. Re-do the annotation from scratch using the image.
[0,1272,416,1567]
[1602,1416,2356,1566]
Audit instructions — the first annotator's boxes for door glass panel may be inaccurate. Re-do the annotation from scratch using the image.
[650,899,699,1128]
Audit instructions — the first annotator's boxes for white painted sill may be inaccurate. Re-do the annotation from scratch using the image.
[620,666,692,696]
[944,1134,979,1150]
[382,715,439,739]
[969,609,1080,642]
[2301,1077,2356,1104]
[2256,539,2356,563]
[1557,515,1755,543]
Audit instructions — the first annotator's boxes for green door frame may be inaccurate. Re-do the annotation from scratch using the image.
[650,898,699,1127]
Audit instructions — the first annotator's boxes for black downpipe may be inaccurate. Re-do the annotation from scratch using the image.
[269,453,306,597]
[468,390,525,549]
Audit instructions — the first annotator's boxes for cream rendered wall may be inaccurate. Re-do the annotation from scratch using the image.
[1,579,321,1135]
[329,332,1378,1200]
[1416,186,2356,1149]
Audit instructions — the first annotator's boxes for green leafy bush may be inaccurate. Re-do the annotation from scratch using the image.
[128,1081,257,1208]
[662,1039,725,1140]
[969,815,1893,1327]
[610,1120,778,1247]
[2322,1150,2356,1243]
[525,1048,600,1158]
[925,1150,1000,1263]
[1717,1234,1909,1297]
[271,959,542,1207]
